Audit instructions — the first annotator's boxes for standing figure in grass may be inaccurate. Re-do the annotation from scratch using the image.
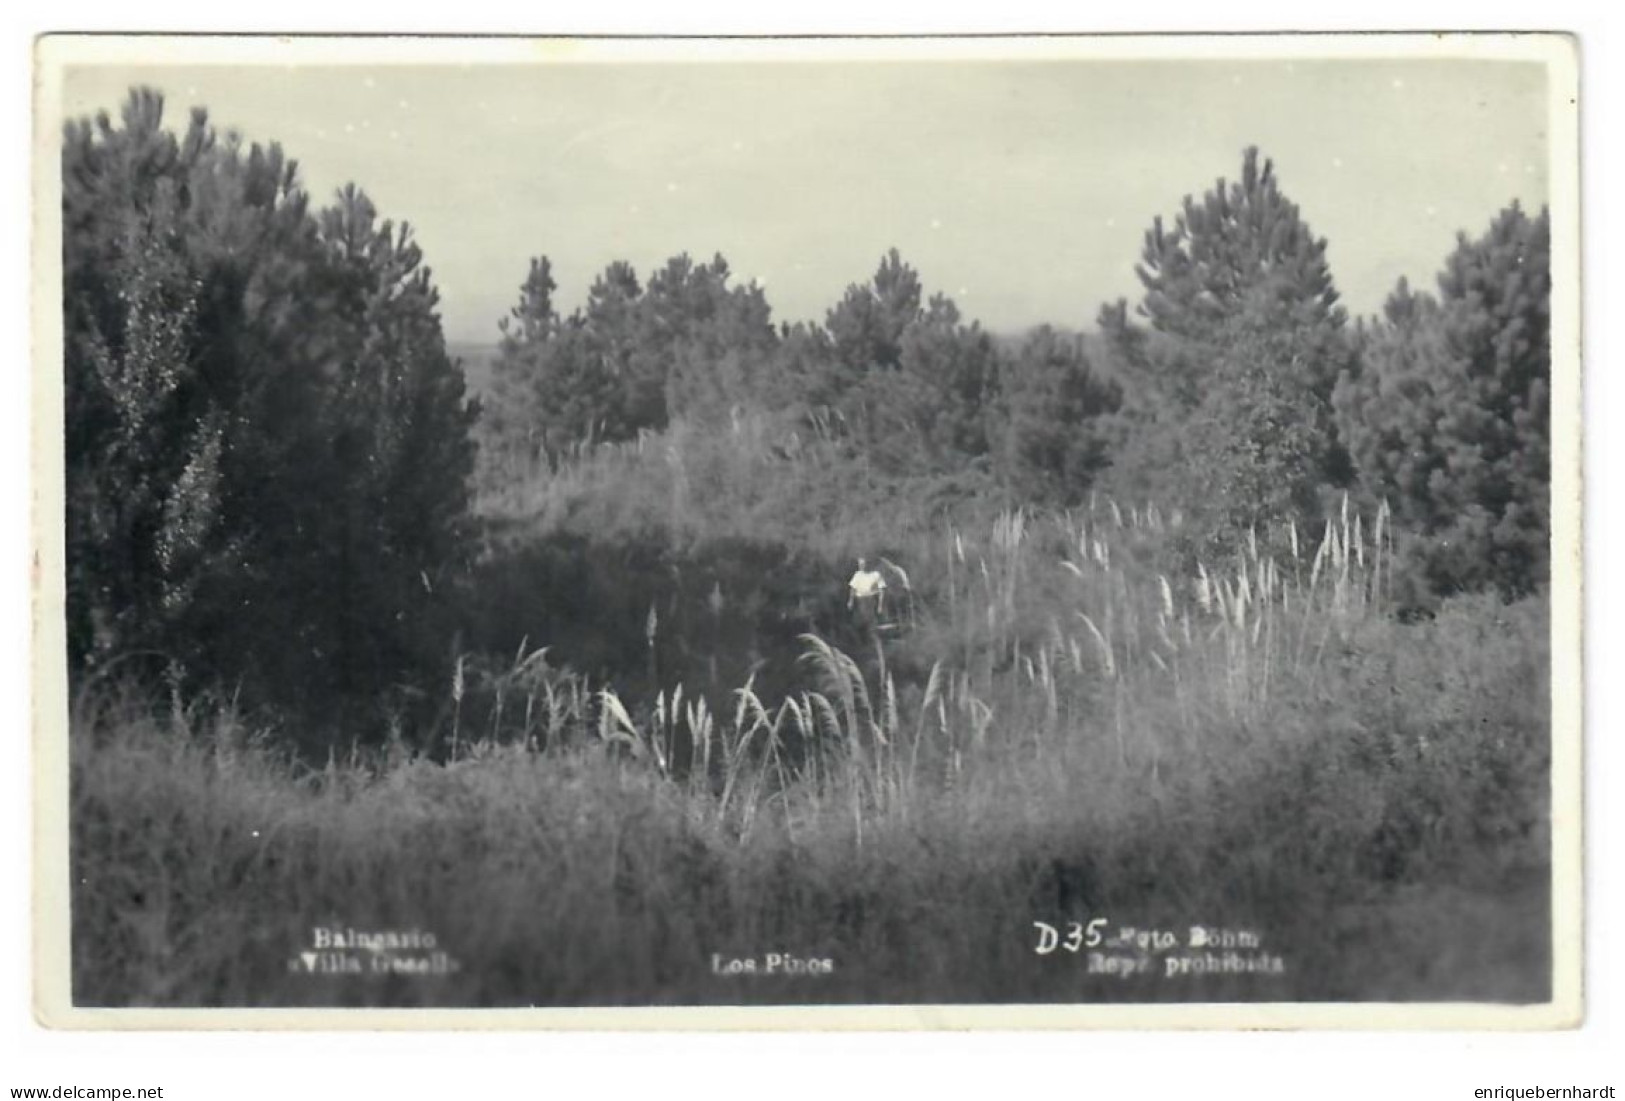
[847,557,887,629]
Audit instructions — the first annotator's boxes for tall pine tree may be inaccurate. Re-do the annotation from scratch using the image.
[63,88,476,733]
[815,250,1000,479]
[1335,202,1551,600]
[1101,147,1354,552]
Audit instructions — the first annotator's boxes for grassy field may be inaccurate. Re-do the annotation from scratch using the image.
[69,489,1551,1007]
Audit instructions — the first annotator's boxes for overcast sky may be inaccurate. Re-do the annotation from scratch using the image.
[62,56,1549,344]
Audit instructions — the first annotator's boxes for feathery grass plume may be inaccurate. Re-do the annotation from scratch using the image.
[798,633,873,741]
[782,693,810,742]
[918,660,945,722]
[806,691,843,746]
[646,693,671,775]
[1076,613,1116,678]
[1037,647,1058,722]
[687,696,714,780]
[882,673,899,749]
[719,680,770,813]
[1066,635,1085,674]
[732,673,758,745]
[1310,519,1332,592]
[992,508,1028,553]
[597,688,647,762]
[736,677,773,738]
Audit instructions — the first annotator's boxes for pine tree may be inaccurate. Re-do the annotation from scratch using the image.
[648,253,778,424]
[501,256,559,346]
[486,256,560,470]
[303,185,476,703]
[62,89,314,670]
[816,250,1001,478]
[62,89,476,732]
[826,248,922,372]
[1102,147,1353,550]
[513,259,645,456]
[1335,203,1551,600]
[994,326,1124,505]
[897,293,1001,467]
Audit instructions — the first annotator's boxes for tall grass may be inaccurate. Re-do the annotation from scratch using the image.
[70,495,1551,1007]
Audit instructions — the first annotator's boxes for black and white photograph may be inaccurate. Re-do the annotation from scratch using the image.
[31,33,1580,1027]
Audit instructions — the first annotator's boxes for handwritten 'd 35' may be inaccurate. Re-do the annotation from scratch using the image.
[1032,919,1110,954]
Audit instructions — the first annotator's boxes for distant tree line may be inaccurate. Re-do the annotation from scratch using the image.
[485,246,1124,505]
[61,89,1552,730]
[488,146,1551,604]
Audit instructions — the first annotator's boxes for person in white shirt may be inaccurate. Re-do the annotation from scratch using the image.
[847,558,887,627]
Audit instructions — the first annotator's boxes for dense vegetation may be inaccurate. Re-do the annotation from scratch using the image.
[64,90,1554,1006]
[64,90,474,749]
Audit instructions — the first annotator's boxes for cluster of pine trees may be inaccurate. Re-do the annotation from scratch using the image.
[484,245,1126,503]
[486,147,1552,605]
[1335,204,1552,600]
[61,89,1551,732]
[63,90,475,731]
[481,245,1124,500]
